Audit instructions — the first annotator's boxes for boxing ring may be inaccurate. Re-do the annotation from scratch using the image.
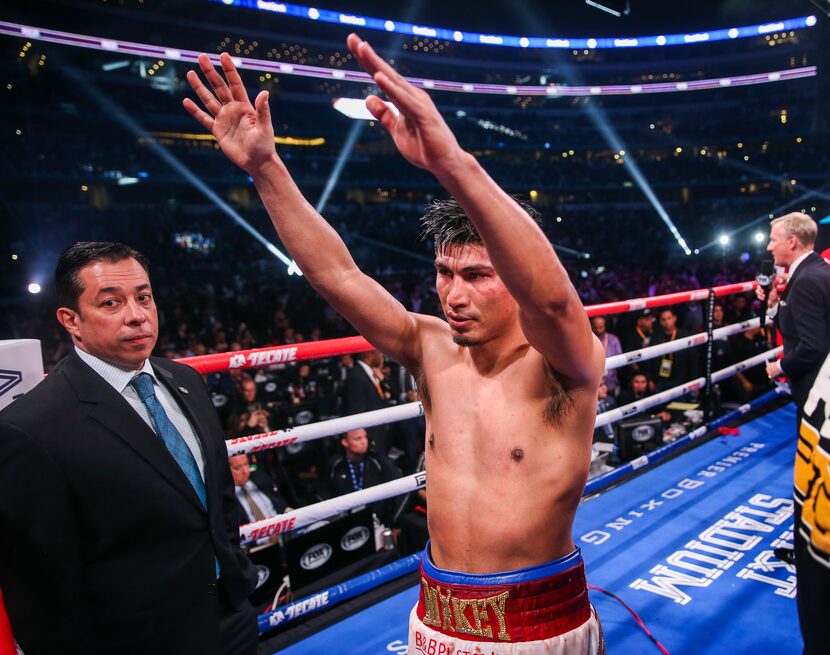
[176,278,799,654]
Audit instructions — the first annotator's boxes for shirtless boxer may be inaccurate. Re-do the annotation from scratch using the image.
[184,34,605,654]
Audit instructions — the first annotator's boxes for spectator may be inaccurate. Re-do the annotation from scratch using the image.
[725,294,753,325]
[730,322,771,402]
[591,316,623,396]
[651,307,697,394]
[593,379,617,443]
[617,372,652,407]
[344,350,392,455]
[619,310,655,388]
[326,428,399,523]
[229,453,288,527]
[387,362,426,470]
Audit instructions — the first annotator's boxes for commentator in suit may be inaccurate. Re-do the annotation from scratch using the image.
[764,213,830,413]
[0,242,258,655]
[761,213,830,655]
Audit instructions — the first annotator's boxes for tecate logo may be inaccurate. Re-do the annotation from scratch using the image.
[300,543,333,570]
[340,526,371,552]
[255,565,270,589]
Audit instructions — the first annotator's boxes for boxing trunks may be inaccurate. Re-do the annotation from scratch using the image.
[409,545,604,655]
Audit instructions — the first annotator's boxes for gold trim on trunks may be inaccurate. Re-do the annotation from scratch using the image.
[420,577,511,642]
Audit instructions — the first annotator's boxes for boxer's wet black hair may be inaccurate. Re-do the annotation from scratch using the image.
[55,241,150,312]
[419,197,541,254]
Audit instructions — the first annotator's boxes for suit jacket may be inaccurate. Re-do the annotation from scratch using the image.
[776,252,830,409]
[343,363,390,451]
[0,352,257,654]
[234,470,288,523]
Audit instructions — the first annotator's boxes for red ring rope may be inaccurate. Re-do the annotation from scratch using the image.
[177,280,757,374]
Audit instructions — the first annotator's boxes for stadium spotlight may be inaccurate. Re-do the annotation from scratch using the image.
[333,97,399,121]
[27,283,41,294]
[585,0,630,17]
[719,234,730,246]
[754,231,766,243]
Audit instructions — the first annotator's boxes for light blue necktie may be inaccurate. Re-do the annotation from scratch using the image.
[131,372,219,577]
[130,372,207,509]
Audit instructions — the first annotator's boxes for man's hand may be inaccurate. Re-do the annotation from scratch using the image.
[346,33,464,176]
[766,360,783,379]
[755,283,779,307]
[183,53,277,175]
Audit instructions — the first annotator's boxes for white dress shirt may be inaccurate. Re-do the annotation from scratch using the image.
[234,481,279,523]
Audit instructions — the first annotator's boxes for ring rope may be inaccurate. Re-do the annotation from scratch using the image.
[604,316,769,371]
[227,402,424,457]
[253,386,787,634]
[258,554,422,634]
[241,471,426,543]
[238,347,781,543]
[595,346,781,429]
[584,385,788,496]
[182,280,759,374]
[225,318,772,456]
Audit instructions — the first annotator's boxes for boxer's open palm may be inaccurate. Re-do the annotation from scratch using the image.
[183,53,276,174]
[347,34,461,174]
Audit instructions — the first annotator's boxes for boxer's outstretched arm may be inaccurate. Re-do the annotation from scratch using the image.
[348,34,602,385]
[183,53,422,368]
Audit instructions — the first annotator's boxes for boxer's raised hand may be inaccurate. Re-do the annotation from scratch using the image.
[347,33,463,177]
[183,53,276,174]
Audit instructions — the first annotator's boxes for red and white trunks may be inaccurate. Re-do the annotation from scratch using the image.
[409,545,604,655]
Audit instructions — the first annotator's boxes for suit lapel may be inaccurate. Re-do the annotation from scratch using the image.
[782,252,818,301]
[61,353,206,512]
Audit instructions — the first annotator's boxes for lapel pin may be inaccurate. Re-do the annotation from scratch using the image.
[178,386,189,394]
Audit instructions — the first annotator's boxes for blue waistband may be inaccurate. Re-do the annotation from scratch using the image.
[421,541,583,586]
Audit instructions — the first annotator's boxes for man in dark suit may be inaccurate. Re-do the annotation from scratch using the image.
[765,214,830,416]
[229,453,288,525]
[760,213,830,655]
[0,242,258,655]
[343,349,391,455]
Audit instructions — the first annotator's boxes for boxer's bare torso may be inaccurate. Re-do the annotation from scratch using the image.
[420,341,597,573]
[408,246,600,574]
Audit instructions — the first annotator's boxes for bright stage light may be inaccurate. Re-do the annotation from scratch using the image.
[333,97,399,121]
[28,283,41,294]
[719,234,730,246]
[754,232,766,243]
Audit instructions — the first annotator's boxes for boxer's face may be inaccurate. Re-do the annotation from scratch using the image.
[58,257,158,371]
[435,243,519,347]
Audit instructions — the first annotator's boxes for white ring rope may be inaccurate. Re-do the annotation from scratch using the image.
[604,317,770,371]
[226,318,772,457]
[242,471,426,542]
[595,346,781,429]
[239,346,782,542]
[227,402,424,456]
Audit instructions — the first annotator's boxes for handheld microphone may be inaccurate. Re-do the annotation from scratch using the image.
[756,259,774,343]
